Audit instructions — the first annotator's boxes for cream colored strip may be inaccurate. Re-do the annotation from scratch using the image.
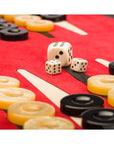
[55,21,88,35]
[17,69,82,127]
[95,58,110,67]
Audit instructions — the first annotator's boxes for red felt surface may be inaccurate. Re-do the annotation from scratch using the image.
[0,15,114,129]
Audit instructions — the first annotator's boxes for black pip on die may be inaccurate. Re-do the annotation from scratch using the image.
[45,60,61,75]
[70,58,88,72]
[47,42,72,67]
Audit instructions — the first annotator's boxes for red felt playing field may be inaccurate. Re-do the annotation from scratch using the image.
[0,15,114,129]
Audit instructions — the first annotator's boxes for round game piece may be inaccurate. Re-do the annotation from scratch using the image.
[4,15,28,22]
[0,23,18,31]
[0,15,4,18]
[82,108,114,129]
[0,28,28,41]
[60,94,104,117]
[108,88,114,107]
[0,19,7,23]
[26,19,54,32]
[8,101,55,126]
[87,75,114,96]
[0,76,20,88]
[4,15,20,22]
[109,61,114,75]
[39,15,66,22]
[14,15,41,27]
[0,87,36,110]
[23,116,75,129]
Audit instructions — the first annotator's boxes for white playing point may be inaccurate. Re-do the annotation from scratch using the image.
[55,21,88,35]
[95,58,110,67]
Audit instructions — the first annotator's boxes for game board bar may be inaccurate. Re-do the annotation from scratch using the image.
[17,69,82,127]
[55,21,88,35]
[95,58,110,67]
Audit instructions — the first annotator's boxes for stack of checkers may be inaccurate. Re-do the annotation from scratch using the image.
[0,75,75,129]
[3,74,113,129]
[0,14,69,40]
[0,15,55,32]
[0,17,28,41]
[0,14,58,41]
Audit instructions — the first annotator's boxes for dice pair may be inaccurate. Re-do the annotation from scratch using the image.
[45,41,88,75]
[46,42,72,75]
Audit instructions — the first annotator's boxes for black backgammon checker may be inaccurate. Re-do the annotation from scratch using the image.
[0,23,18,31]
[60,94,104,117]
[109,61,114,75]
[0,28,28,41]
[0,19,7,24]
[82,108,114,129]
[39,15,66,22]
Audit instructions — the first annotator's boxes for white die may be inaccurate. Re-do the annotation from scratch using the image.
[45,60,61,75]
[70,58,88,72]
[47,42,72,67]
